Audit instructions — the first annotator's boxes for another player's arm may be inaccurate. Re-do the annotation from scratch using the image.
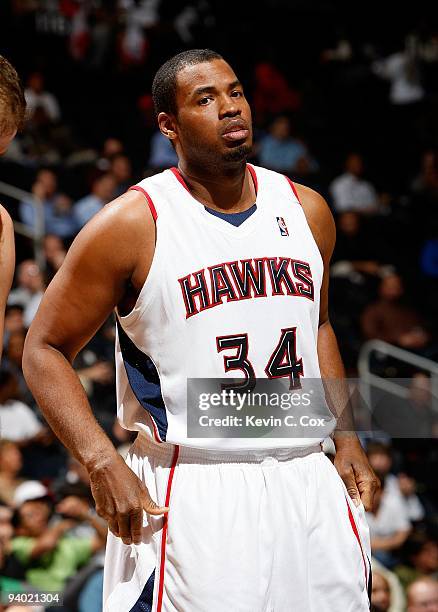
[0,205,15,361]
[296,183,379,510]
[22,192,168,546]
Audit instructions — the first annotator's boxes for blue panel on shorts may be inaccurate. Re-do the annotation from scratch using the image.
[117,321,168,441]
[129,568,155,612]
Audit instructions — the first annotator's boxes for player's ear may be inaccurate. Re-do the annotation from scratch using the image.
[157,112,177,143]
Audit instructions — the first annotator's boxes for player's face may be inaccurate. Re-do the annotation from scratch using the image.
[172,60,253,167]
[0,128,16,156]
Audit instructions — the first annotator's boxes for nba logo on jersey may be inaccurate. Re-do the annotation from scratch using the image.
[276,216,289,236]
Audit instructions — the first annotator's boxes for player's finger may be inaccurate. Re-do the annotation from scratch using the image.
[141,489,168,516]
[342,468,361,507]
[118,512,133,545]
[108,518,120,538]
[359,477,380,511]
[130,508,144,545]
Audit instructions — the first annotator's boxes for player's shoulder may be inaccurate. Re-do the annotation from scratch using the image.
[0,203,14,246]
[0,203,13,229]
[293,183,333,219]
[133,167,176,192]
[83,168,175,233]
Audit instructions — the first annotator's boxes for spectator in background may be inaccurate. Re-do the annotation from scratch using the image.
[8,489,106,593]
[0,441,24,506]
[74,173,116,229]
[0,371,44,444]
[46,192,76,239]
[53,455,90,494]
[96,138,124,172]
[412,150,438,200]
[148,130,178,169]
[366,443,412,568]
[373,373,438,447]
[360,273,430,350]
[406,577,438,612]
[398,471,426,523]
[421,232,438,279]
[367,442,425,523]
[330,153,380,214]
[8,260,45,328]
[396,535,438,591]
[372,49,424,107]
[24,72,60,123]
[4,329,34,405]
[110,153,133,197]
[258,115,316,175]
[2,305,25,354]
[371,571,391,611]
[371,558,407,612]
[19,169,77,239]
[366,477,411,569]
[252,62,300,124]
[43,234,67,282]
[331,211,391,278]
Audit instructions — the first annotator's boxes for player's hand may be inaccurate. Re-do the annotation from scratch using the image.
[333,435,380,511]
[88,453,168,545]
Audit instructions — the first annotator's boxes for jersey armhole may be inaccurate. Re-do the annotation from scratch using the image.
[284,176,302,205]
[128,186,158,221]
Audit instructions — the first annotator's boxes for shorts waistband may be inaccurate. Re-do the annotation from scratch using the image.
[132,435,323,464]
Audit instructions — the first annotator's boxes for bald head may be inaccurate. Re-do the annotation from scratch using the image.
[407,577,438,612]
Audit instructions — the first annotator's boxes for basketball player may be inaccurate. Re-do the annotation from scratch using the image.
[0,55,26,359]
[23,50,379,610]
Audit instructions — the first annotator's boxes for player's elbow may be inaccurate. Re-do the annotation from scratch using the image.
[22,326,50,386]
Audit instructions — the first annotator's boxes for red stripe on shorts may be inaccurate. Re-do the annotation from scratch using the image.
[156,445,180,611]
[345,496,368,589]
[128,186,158,221]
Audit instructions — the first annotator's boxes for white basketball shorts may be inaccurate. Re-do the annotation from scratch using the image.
[103,435,371,611]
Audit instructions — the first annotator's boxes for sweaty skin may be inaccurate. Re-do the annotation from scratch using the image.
[23,59,378,546]
[0,129,18,360]
[0,205,15,361]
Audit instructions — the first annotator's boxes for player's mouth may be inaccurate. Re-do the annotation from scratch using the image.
[221,120,249,142]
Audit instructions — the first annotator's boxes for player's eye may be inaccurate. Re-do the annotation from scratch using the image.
[199,96,213,105]
[231,90,243,98]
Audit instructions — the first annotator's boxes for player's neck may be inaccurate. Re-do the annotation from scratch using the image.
[177,160,255,213]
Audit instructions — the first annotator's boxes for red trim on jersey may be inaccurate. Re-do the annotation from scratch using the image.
[148,414,162,443]
[345,496,368,589]
[156,445,179,612]
[284,176,301,205]
[171,165,258,196]
[247,164,258,195]
[128,186,158,221]
[170,167,190,192]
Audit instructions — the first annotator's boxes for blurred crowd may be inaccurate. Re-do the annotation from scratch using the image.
[0,1,438,611]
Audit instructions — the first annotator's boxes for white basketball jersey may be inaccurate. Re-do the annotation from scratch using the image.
[115,164,336,449]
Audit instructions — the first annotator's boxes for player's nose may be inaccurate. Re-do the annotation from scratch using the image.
[218,95,242,119]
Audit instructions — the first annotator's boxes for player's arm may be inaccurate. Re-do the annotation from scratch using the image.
[22,192,168,546]
[0,205,15,361]
[296,183,379,510]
